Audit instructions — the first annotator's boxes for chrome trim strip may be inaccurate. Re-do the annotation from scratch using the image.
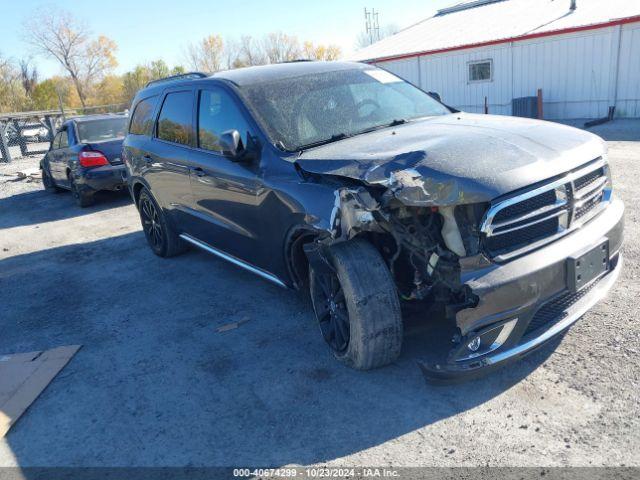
[481,158,609,258]
[573,177,607,199]
[490,208,567,236]
[489,200,567,232]
[457,318,518,362]
[483,255,622,366]
[179,233,288,288]
[574,186,606,209]
[481,157,606,234]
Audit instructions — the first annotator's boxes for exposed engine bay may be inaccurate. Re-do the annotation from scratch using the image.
[307,182,482,326]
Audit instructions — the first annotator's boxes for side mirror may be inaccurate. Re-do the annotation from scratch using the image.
[428,91,442,102]
[219,130,243,158]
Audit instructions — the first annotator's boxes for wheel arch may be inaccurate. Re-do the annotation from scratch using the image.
[284,225,326,290]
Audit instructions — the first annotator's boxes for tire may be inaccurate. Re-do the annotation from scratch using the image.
[41,166,63,193]
[69,176,94,208]
[138,188,188,258]
[309,238,403,370]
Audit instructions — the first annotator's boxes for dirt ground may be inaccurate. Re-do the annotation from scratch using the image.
[0,120,638,467]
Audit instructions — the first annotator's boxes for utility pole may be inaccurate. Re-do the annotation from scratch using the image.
[364,7,381,45]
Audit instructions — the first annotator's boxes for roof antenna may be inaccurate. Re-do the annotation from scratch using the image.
[570,0,576,10]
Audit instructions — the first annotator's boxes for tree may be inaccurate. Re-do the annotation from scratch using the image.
[355,24,400,49]
[24,8,118,108]
[31,77,71,111]
[185,35,224,72]
[234,35,268,68]
[19,58,38,97]
[121,61,186,104]
[302,42,342,61]
[261,32,301,63]
[0,54,29,113]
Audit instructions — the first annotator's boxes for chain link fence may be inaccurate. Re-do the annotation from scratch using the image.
[0,103,129,163]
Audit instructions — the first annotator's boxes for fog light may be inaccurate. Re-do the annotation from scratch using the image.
[467,337,481,352]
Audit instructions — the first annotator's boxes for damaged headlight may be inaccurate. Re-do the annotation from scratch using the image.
[439,206,466,257]
[453,203,489,257]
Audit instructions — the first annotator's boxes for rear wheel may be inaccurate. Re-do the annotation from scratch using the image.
[309,239,403,370]
[69,176,94,207]
[42,166,63,193]
[138,188,187,258]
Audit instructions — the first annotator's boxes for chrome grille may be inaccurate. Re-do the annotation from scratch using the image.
[481,158,610,260]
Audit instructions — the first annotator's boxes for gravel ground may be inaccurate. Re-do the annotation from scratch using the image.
[0,120,638,468]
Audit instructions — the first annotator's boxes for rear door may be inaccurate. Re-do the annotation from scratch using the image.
[145,89,196,229]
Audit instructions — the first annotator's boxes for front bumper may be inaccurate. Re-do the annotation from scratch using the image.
[420,197,624,382]
[76,164,127,193]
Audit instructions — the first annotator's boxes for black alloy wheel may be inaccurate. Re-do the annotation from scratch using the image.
[312,271,350,354]
[140,195,164,253]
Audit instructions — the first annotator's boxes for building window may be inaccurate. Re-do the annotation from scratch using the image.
[468,60,492,82]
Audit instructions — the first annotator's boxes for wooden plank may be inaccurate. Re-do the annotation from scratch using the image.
[0,345,81,437]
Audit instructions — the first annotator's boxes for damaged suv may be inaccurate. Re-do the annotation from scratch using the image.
[123,62,623,379]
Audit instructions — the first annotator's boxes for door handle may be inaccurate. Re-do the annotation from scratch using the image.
[191,167,206,177]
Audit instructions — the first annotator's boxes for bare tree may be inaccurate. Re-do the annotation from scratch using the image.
[18,58,38,97]
[185,35,224,73]
[355,23,400,49]
[239,35,267,67]
[24,8,118,108]
[261,32,301,63]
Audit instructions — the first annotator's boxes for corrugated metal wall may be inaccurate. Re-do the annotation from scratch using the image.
[374,22,640,119]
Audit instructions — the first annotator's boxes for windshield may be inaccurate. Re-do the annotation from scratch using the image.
[240,67,450,151]
[77,117,128,143]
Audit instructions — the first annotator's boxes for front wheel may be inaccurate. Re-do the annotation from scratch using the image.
[309,239,403,370]
[42,166,63,193]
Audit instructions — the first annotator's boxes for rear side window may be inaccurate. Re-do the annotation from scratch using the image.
[52,131,63,149]
[198,89,252,153]
[157,91,193,146]
[58,130,69,148]
[129,96,158,136]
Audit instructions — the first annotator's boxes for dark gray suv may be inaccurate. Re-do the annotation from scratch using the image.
[123,61,623,380]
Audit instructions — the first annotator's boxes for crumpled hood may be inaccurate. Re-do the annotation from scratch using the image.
[296,113,606,206]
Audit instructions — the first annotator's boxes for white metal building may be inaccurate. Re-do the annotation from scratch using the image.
[349,0,640,119]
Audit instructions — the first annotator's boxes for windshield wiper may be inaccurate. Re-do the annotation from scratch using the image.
[297,133,350,151]
[297,120,409,151]
[388,118,407,126]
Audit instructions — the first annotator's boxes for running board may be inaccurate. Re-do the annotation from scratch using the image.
[179,233,287,289]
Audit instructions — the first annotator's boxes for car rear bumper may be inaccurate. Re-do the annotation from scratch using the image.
[419,197,624,383]
[77,164,127,193]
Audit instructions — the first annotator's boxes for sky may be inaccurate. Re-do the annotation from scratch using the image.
[1,0,453,79]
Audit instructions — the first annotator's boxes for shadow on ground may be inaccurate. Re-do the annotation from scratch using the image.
[0,232,558,466]
[0,187,132,229]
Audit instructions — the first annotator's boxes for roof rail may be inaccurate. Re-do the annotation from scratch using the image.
[277,59,315,64]
[145,72,208,88]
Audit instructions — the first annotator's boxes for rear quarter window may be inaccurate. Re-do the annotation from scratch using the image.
[129,96,158,136]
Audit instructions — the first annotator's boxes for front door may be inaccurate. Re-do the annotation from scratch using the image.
[49,128,70,183]
[187,86,264,269]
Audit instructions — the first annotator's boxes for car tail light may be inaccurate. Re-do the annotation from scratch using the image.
[79,151,109,167]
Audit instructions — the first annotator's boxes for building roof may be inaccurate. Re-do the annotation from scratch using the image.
[349,0,640,63]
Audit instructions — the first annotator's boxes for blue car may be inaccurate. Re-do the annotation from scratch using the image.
[40,113,128,207]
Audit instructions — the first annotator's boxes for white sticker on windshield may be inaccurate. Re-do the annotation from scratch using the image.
[364,69,402,84]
